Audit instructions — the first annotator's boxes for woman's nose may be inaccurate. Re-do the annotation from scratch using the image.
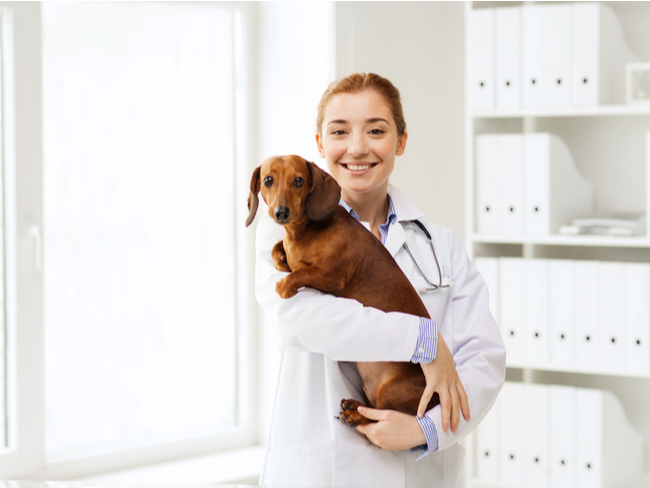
[347,133,369,158]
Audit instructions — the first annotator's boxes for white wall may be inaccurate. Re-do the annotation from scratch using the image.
[336,2,466,240]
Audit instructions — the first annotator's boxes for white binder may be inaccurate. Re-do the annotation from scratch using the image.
[550,385,577,488]
[495,7,521,110]
[549,259,576,365]
[599,262,626,370]
[576,388,643,488]
[575,261,601,368]
[522,384,549,488]
[521,4,545,108]
[475,392,500,482]
[474,257,499,327]
[544,3,572,107]
[499,258,524,364]
[572,3,639,106]
[499,382,524,485]
[625,263,650,372]
[475,135,500,234]
[523,259,549,364]
[523,133,593,236]
[499,135,524,235]
[468,8,495,111]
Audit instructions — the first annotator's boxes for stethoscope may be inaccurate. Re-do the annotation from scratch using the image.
[401,219,456,294]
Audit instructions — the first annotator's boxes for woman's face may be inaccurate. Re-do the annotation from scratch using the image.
[316,90,407,199]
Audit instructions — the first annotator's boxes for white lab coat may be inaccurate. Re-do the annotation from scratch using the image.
[255,185,506,488]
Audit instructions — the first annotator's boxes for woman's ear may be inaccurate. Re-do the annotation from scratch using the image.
[306,161,341,222]
[396,130,408,156]
[245,166,261,227]
[315,133,325,158]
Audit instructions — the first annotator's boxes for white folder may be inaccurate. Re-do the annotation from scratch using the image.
[544,3,572,107]
[549,259,576,365]
[475,135,500,234]
[499,382,524,485]
[599,262,626,371]
[575,261,601,368]
[498,135,524,235]
[576,388,602,488]
[468,8,495,112]
[521,4,545,108]
[495,7,521,110]
[522,384,549,488]
[475,392,500,482]
[625,263,650,373]
[474,257,500,327]
[499,258,524,364]
[523,133,593,236]
[550,385,577,488]
[523,259,549,364]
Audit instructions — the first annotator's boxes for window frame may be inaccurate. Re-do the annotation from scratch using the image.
[0,2,260,480]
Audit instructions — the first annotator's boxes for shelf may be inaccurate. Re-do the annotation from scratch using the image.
[471,103,650,119]
[506,362,650,380]
[471,233,650,248]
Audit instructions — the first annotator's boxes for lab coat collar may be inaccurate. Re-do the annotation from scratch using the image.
[384,185,426,257]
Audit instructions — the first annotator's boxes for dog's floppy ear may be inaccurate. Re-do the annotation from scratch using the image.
[245,166,262,227]
[306,161,341,222]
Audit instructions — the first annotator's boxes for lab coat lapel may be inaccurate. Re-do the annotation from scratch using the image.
[384,220,406,258]
[386,185,425,258]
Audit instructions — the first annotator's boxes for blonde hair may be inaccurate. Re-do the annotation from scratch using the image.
[316,72,407,137]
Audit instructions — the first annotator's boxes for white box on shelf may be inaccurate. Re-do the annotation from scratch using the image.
[495,6,521,110]
[626,62,650,105]
[523,259,549,364]
[573,3,639,107]
[543,3,573,107]
[474,257,499,327]
[522,384,549,488]
[599,261,626,370]
[550,385,577,488]
[499,382,524,486]
[521,4,546,108]
[468,8,495,112]
[474,391,500,482]
[499,134,524,235]
[574,260,601,368]
[523,133,593,236]
[625,262,650,373]
[576,388,643,488]
[549,259,576,366]
[475,135,501,234]
[499,258,524,364]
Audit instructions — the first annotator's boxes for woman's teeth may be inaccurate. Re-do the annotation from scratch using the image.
[346,164,373,171]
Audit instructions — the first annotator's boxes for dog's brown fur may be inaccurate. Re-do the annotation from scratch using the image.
[247,155,440,427]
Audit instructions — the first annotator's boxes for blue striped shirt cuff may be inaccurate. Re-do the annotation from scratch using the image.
[411,317,437,363]
[411,414,439,459]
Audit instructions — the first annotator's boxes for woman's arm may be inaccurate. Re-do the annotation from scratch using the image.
[255,214,422,362]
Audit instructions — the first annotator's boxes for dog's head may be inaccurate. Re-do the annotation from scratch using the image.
[246,155,341,227]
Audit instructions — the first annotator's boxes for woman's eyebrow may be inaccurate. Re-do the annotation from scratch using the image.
[366,117,390,124]
[327,119,348,126]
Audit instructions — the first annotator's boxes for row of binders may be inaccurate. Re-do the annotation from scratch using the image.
[469,3,638,112]
[475,133,592,236]
[474,382,643,488]
[475,257,650,373]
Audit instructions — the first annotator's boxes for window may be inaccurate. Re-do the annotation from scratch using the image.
[1,2,255,479]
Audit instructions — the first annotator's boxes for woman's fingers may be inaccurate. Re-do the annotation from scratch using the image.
[417,382,435,418]
[458,378,471,421]
[439,387,451,431]
[450,387,460,432]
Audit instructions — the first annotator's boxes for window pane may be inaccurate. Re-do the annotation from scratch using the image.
[42,3,236,461]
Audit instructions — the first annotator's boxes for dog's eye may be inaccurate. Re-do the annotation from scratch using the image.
[293,177,305,188]
[263,176,274,187]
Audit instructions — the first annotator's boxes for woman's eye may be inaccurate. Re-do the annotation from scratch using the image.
[263,176,274,187]
[293,177,304,188]
[331,129,346,136]
[370,128,385,135]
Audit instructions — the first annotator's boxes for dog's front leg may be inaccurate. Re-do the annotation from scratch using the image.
[276,267,345,298]
[271,240,292,272]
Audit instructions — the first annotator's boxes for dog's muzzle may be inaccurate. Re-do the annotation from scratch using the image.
[275,206,290,223]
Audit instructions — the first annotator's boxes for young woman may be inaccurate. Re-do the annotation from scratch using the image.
[255,73,506,488]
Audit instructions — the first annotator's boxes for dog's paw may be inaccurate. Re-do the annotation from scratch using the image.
[275,278,297,299]
[339,398,371,427]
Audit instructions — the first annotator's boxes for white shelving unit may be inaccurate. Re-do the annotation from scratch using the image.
[464,2,650,487]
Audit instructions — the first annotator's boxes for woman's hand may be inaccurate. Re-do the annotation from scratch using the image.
[418,332,470,432]
[355,406,426,451]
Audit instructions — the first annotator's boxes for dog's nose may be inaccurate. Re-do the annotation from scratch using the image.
[275,206,290,222]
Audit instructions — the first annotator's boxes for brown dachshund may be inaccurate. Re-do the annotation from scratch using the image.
[246,154,440,427]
